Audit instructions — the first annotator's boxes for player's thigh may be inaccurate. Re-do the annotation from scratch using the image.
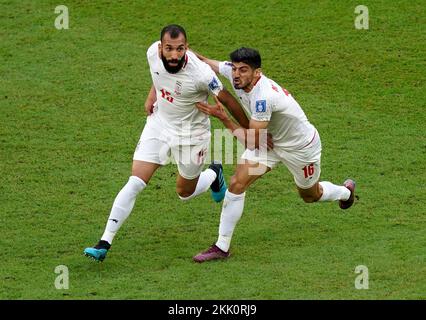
[240,148,281,175]
[133,118,171,181]
[287,159,321,190]
[131,160,161,184]
[172,141,209,182]
[233,148,279,193]
[230,159,271,194]
[278,138,322,192]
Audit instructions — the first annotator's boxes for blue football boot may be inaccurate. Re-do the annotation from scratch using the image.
[209,161,227,202]
[84,240,111,262]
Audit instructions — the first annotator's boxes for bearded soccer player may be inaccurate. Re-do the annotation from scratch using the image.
[83,25,249,262]
[193,48,356,262]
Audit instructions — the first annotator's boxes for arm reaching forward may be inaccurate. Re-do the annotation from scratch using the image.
[193,49,249,128]
[192,50,220,74]
[197,96,273,150]
[217,88,250,129]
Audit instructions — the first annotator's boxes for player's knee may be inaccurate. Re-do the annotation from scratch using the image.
[176,187,194,200]
[300,194,320,203]
[228,175,247,194]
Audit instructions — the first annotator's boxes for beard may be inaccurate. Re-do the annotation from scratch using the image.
[161,53,186,74]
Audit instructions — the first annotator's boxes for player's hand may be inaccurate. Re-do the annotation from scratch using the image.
[196,95,229,122]
[145,104,153,115]
[145,102,156,115]
[253,132,274,151]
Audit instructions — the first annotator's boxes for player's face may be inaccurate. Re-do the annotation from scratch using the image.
[231,62,259,91]
[159,33,187,74]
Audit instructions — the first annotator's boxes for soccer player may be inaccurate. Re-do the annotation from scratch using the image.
[192,47,356,262]
[83,25,249,262]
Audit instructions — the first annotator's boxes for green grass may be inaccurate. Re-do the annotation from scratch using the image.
[1,0,425,299]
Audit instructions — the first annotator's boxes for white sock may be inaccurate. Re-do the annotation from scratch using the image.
[101,176,146,244]
[216,190,246,252]
[319,181,350,202]
[178,168,216,201]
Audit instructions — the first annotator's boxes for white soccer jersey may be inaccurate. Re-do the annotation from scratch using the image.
[219,61,316,150]
[147,41,223,144]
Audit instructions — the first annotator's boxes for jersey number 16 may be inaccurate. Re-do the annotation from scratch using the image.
[302,164,315,179]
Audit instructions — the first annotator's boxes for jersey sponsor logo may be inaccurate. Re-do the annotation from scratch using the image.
[255,100,266,113]
[208,77,220,91]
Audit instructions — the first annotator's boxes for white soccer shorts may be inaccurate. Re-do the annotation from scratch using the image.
[133,114,210,180]
[241,130,322,189]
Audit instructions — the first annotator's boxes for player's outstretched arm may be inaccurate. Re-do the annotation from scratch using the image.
[197,96,273,150]
[217,89,250,129]
[248,119,272,151]
[144,85,157,115]
[191,50,220,74]
[197,96,246,146]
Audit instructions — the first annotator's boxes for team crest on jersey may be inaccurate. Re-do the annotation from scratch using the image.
[174,81,182,96]
[208,77,220,91]
[255,100,267,112]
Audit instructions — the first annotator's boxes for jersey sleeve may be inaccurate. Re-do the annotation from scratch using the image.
[218,61,233,82]
[146,41,160,68]
[196,63,224,96]
[251,97,274,122]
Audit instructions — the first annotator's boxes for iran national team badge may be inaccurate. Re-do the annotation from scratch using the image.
[255,100,266,112]
[174,81,182,96]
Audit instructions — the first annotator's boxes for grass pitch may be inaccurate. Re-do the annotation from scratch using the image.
[1,0,425,299]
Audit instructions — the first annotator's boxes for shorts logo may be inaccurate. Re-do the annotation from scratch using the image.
[208,77,220,91]
[255,100,266,113]
[197,148,207,164]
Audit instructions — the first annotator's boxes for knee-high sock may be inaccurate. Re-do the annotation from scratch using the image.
[216,190,246,252]
[319,181,350,202]
[178,168,216,201]
[101,176,146,244]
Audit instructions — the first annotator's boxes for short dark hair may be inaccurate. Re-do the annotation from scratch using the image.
[230,47,261,69]
[160,24,187,42]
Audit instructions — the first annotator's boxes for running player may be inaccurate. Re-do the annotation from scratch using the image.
[83,25,249,262]
[193,47,356,262]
